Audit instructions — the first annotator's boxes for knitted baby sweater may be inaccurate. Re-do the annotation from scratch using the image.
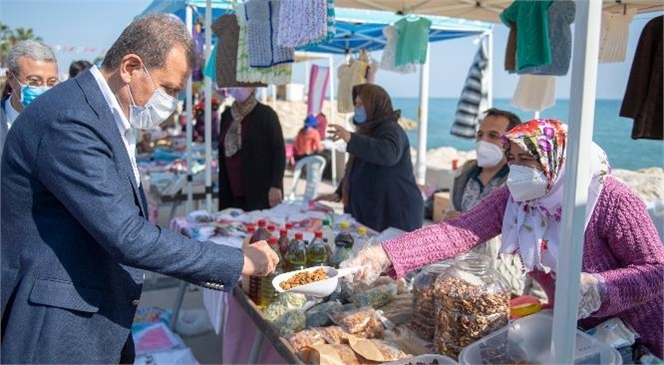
[383,177,664,357]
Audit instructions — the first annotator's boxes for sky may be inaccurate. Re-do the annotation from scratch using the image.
[1,0,660,100]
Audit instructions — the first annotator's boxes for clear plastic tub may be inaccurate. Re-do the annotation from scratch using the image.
[458,313,622,365]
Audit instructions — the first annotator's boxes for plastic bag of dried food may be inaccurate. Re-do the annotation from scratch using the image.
[273,309,306,336]
[264,292,308,322]
[287,328,327,351]
[330,307,380,334]
[297,344,366,365]
[319,325,351,345]
[348,337,410,362]
[348,283,398,308]
[306,300,344,328]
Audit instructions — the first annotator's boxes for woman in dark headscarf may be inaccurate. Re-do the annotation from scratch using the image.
[316,84,423,232]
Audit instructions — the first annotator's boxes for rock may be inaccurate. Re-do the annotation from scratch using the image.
[612,168,663,203]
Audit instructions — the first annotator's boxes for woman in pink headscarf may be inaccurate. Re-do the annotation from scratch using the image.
[341,119,664,358]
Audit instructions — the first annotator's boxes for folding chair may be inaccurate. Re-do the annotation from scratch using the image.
[286,155,326,202]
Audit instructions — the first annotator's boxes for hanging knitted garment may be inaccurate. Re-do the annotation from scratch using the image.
[394,17,432,67]
[500,0,553,70]
[380,26,417,74]
[326,0,335,40]
[211,13,265,88]
[450,41,489,139]
[245,0,294,68]
[336,60,368,113]
[277,0,327,48]
[511,75,556,111]
[599,8,636,63]
[517,0,575,76]
[236,5,292,85]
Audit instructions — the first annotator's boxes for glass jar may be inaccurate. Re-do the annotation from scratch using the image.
[411,260,454,341]
[433,253,511,360]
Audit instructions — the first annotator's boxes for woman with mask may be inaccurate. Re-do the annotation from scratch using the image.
[316,83,423,232]
[340,119,664,358]
[218,87,286,211]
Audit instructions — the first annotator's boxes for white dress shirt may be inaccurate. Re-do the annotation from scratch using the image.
[4,95,20,128]
[89,66,140,185]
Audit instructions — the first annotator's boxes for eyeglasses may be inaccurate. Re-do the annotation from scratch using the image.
[12,72,59,88]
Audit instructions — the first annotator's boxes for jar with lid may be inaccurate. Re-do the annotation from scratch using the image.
[433,253,510,360]
[411,260,454,341]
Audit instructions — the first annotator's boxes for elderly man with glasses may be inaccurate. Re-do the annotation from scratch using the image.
[1,40,59,156]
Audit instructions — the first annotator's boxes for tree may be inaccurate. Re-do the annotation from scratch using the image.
[0,24,43,68]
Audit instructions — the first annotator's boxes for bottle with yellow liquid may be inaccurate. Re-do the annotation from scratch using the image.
[260,237,283,309]
[307,231,328,267]
[285,232,307,271]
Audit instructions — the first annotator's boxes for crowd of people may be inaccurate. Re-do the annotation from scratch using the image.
[1,12,662,364]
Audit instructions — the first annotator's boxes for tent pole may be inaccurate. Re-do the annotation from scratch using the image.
[329,55,337,186]
[415,44,430,186]
[185,5,194,214]
[486,31,493,109]
[204,0,213,213]
[551,0,602,363]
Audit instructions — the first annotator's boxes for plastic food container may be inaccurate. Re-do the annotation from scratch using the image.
[412,261,454,340]
[384,354,458,365]
[433,253,511,359]
[458,313,622,365]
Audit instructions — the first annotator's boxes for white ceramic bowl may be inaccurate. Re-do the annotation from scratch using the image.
[272,266,361,297]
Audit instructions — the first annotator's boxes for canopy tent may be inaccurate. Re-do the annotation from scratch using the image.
[339,0,662,363]
[334,0,663,22]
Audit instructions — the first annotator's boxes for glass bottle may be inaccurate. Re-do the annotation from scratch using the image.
[433,253,511,360]
[241,225,256,294]
[285,232,307,271]
[260,237,283,310]
[277,228,290,257]
[307,231,328,267]
[411,260,454,341]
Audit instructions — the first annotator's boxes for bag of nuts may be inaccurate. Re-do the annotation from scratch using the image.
[432,253,511,359]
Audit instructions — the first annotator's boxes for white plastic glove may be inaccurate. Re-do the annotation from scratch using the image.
[339,242,392,284]
[578,272,602,319]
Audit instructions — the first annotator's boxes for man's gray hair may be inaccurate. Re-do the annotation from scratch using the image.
[102,13,198,71]
[7,40,57,74]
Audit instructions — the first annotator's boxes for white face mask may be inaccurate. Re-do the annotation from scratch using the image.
[476,140,504,168]
[126,66,179,130]
[506,164,549,202]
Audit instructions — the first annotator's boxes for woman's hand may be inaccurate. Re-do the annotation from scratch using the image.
[339,243,392,284]
[314,192,340,202]
[268,187,282,207]
[578,272,602,319]
[328,124,352,143]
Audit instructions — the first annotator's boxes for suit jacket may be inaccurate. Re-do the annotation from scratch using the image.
[218,103,285,211]
[1,70,244,363]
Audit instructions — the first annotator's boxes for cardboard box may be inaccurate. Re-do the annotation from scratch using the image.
[432,191,451,223]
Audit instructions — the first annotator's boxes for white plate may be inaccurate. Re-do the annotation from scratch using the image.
[271,266,361,297]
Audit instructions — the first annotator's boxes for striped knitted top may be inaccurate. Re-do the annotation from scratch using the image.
[382,177,664,357]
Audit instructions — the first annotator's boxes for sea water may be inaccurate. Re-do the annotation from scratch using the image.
[394,97,664,171]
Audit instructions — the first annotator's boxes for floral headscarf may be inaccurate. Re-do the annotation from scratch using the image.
[499,119,611,274]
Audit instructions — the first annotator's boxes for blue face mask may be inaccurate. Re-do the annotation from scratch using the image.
[353,107,367,124]
[19,84,50,107]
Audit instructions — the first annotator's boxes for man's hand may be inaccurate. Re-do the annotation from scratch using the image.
[242,241,280,276]
[314,192,340,202]
[268,187,282,207]
[328,124,352,143]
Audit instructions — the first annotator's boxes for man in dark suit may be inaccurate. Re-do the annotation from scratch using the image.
[1,14,279,364]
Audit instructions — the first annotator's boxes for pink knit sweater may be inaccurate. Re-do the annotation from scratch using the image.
[383,177,664,357]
